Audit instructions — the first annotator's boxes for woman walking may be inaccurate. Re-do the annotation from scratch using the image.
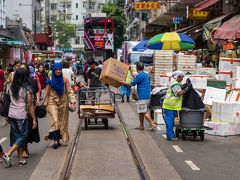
[36,64,47,103]
[44,63,76,149]
[19,64,41,158]
[3,68,37,167]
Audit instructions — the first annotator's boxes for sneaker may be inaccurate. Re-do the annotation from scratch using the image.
[3,154,12,167]
[19,160,27,167]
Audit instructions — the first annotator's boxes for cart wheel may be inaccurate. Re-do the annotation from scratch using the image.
[102,118,108,129]
[199,131,205,141]
[193,131,197,139]
[182,131,186,140]
[175,126,180,137]
[84,119,88,130]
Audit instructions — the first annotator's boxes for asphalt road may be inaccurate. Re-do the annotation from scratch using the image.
[0,116,50,179]
[128,102,240,180]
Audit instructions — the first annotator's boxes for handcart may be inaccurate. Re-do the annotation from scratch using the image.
[175,108,211,141]
[78,87,116,130]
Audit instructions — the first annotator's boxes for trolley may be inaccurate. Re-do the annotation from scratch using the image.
[78,87,116,130]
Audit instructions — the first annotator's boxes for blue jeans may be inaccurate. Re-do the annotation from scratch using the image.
[121,85,131,97]
[163,109,176,140]
[9,118,28,148]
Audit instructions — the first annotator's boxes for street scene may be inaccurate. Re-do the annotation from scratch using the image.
[0,0,240,180]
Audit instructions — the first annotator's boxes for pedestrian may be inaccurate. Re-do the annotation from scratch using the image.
[43,63,76,149]
[3,68,37,167]
[87,58,102,102]
[83,61,89,83]
[121,70,132,102]
[19,64,41,158]
[162,70,191,141]
[9,59,21,82]
[120,62,156,130]
[36,64,48,102]
[62,61,75,86]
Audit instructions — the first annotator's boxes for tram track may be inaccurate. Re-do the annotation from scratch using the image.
[60,98,149,180]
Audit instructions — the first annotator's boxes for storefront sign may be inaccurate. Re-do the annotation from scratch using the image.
[189,8,208,20]
[134,2,161,10]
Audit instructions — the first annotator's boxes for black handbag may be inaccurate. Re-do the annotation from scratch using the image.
[35,105,47,118]
[0,93,10,117]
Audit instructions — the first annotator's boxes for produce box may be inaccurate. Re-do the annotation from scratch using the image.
[219,57,240,72]
[99,57,129,88]
[196,68,216,78]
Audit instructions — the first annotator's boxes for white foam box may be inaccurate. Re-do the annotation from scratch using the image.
[154,50,174,56]
[218,72,232,85]
[219,57,240,72]
[204,121,240,136]
[196,68,216,78]
[232,78,240,89]
[211,101,240,124]
[232,66,240,78]
[183,75,209,89]
[203,87,226,106]
[159,75,171,86]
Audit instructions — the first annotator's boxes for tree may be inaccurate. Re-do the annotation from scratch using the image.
[102,0,126,50]
[52,21,76,50]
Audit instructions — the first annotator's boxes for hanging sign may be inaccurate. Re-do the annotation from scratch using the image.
[189,8,208,20]
[134,2,161,10]
[172,16,183,25]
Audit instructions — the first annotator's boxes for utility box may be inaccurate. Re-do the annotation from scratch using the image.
[100,57,129,87]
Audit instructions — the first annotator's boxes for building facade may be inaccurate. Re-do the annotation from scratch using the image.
[0,0,6,28]
[5,0,41,33]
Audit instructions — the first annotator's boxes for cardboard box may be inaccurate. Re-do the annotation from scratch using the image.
[99,58,129,88]
[205,121,240,136]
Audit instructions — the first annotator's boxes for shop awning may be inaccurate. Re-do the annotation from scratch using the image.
[194,0,220,11]
[202,14,232,41]
[177,24,204,40]
[213,14,240,42]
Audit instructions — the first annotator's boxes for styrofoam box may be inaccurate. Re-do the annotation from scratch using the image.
[212,101,240,124]
[218,72,232,85]
[154,50,174,55]
[196,68,216,78]
[219,57,240,72]
[204,121,240,136]
[203,87,226,106]
[232,66,240,78]
[232,78,240,89]
[154,109,165,124]
[182,75,209,89]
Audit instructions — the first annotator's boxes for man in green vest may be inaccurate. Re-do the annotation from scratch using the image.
[162,70,191,141]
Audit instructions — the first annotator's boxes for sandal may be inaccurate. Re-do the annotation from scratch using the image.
[150,125,157,131]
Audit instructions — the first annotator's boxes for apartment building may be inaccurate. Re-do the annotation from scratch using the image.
[44,0,105,53]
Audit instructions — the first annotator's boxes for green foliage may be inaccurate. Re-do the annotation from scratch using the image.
[102,0,126,50]
[52,21,76,49]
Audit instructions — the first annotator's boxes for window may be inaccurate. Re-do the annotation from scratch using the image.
[80,36,84,45]
[83,2,86,8]
[66,14,71,20]
[75,37,80,45]
[89,3,95,10]
[51,15,57,22]
[67,2,71,8]
[76,3,78,8]
[76,15,78,20]
[51,3,57,10]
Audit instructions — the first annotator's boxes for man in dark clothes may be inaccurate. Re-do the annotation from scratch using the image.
[87,59,102,101]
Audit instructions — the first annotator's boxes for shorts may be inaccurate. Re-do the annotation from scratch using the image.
[136,100,149,114]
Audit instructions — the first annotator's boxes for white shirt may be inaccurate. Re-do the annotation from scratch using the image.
[62,68,74,85]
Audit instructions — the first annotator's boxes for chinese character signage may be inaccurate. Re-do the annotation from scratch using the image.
[134,2,161,10]
[189,8,208,20]
[172,16,183,25]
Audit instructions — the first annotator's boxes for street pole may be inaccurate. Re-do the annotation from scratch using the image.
[34,7,37,40]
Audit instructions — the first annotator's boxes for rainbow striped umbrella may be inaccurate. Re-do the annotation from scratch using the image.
[147,32,195,50]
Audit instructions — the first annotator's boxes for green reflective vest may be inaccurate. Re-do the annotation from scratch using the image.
[162,80,183,111]
[125,71,132,84]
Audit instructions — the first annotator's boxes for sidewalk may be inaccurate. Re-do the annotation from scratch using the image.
[118,102,182,180]
[29,112,80,180]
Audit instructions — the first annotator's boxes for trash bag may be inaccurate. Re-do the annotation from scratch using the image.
[182,87,205,110]
[150,87,167,107]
